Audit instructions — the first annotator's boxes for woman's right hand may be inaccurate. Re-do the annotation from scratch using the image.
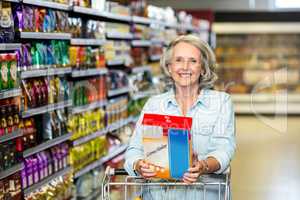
[134,159,157,178]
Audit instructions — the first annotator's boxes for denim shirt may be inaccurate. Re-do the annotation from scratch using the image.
[124,89,236,177]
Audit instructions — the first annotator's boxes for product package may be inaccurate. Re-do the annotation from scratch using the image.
[141,113,193,180]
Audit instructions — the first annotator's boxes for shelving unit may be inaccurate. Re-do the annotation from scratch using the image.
[74,144,128,179]
[106,59,124,66]
[131,40,152,47]
[22,100,72,118]
[0,43,21,51]
[70,38,106,46]
[21,67,72,79]
[131,65,151,73]
[108,87,130,97]
[0,88,22,100]
[23,166,72,195]
[23,133,72,158]
[22,0,72,11]
[71,100,107,115]
[20,32,71,40]
[73,6,131,22]
[0,130,22,144]
[0,164,23,180]
[72,128,107,147]
[107,117,132,132]
[71,68,108,78]
[106,32,133,40]
[0,1,210,198]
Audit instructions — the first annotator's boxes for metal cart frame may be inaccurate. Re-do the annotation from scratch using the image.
[102,167,231,200]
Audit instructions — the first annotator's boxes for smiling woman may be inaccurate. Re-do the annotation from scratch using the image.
[124,34,236,200]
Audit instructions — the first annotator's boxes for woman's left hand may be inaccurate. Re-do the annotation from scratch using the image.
[182,160,205,184]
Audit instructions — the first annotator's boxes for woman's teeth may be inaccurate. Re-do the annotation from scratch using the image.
[179,73,192,77]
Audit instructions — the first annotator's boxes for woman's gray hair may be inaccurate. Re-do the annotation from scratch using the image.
[160,34,218,89]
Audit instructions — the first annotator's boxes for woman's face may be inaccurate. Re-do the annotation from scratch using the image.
[168,42,203,88]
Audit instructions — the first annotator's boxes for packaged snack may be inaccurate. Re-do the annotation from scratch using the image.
[0,54,9,90]
[0,2,15,43]
[23,6,34,32]
[141,113,193,179]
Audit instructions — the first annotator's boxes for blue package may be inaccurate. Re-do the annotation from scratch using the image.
[168,128,190,179]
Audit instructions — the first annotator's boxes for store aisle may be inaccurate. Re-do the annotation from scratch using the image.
[231,116,300,200]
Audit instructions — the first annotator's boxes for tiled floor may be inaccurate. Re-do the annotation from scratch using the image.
[231,116,300,200]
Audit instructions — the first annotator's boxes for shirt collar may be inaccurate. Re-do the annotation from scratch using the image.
[166,88,209,108]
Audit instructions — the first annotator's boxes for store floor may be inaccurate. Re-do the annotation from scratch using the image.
[231,116,300,200]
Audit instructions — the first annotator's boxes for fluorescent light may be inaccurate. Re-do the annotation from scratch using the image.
[275,0,300,8]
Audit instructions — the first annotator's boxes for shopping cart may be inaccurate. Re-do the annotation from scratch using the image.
[102,166,231,200]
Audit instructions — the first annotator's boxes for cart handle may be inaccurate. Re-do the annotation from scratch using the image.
[105,167,129,176]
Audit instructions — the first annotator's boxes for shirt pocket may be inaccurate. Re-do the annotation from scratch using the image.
[191,124,215,156]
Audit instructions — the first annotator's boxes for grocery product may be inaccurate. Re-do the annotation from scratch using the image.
[0,53,18,91]
[106,97,128,126]
[0,2,15,43]
[24,173,73,200]
[141,113,193,179]
[72,76,106,107]
[69,108,105,141]
[21,143,69,190]
[70,136,107,172]
[13,5,69,33]
[69,46,105,69]
[0,172,22,200]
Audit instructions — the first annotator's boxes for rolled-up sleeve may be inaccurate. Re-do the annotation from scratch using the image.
[206,94,236,174]
[124,99,152,176]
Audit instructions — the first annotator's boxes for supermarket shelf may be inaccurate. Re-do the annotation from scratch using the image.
[71,38,106,46]
[23,133,72,158]
[74,144,128,178]
[232,94,300,103]
[73,128,107,146]
[106,59,124,66]
[234,102,300,115]
[71,100,108,115]
[22,0,72,11]
[21,67,72,78]
[131,40,151,47]
[108,87,130,97]
[213,22,300,34]
[73,6,131,22]
[150,39,164,45]
[0,43,21,51]
[106,32,133,40]
[71,68,108,78]
[131,89,156,101]
[0,88,22,100]
[0,130,22,144]
[24,166,72,195]
[149,54,161,62]
[107,117,132,132]
[22,100,72,118]
[3,0,20,2]
[132,16,151,25]
[102,12,132,22]
[101,144,128,163]
[20,32,71,40]
[0,163,23,180]
[131,65,151,73]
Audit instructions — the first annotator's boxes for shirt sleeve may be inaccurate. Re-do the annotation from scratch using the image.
[123,98,152,176]
[205,94,236,174]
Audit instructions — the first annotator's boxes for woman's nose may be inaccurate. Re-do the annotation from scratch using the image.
[182,60,189,70]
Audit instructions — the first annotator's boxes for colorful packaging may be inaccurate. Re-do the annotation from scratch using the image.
[141,113,193,179]
[0,2,15,43]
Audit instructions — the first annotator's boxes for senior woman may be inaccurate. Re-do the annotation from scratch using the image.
[124,34,236,199]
